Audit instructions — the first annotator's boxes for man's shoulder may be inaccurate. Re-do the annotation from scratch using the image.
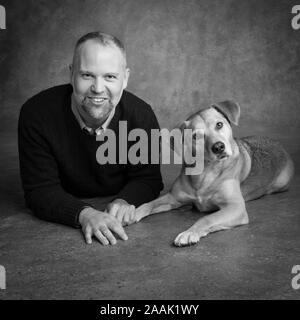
[21,84,72,116]
[119,91,160,129]
[121,90,153,114]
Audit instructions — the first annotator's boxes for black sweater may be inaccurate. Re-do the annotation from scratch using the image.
[18,84,163,227]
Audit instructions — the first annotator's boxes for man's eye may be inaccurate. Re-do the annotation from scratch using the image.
[81,73,92,79]
[216,122,223,129]
[106,75,116,80]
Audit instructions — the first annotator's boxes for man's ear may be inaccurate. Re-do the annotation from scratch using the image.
[69,64,73,82]
[212,100,240,126]
[123,67,130,90]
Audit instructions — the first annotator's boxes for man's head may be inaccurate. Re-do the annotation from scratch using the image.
[70,32,130,128]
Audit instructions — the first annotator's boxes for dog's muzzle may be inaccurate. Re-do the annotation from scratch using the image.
[211,141,225,154]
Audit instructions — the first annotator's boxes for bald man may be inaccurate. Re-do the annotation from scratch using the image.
[18,32,163,245]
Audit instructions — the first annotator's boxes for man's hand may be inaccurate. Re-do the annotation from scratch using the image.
[106,199,136,226]
[78,207,128,245]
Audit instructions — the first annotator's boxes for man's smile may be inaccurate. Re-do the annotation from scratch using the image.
[87,96,109,105]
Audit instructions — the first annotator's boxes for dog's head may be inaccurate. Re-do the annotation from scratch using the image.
[178,100,240,163]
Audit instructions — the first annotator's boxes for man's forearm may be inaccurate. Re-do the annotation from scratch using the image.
[25,185,91,228]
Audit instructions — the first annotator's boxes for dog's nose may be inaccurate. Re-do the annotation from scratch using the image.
[211,142,225,154]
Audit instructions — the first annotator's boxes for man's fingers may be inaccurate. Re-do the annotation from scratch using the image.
[100,226,117,245]
[129,205,136,221]
[84,226,92,244]
[123,212,130,225]
[123,205,135,225]
[82,210,129,246]
[108,204,119,217]
[116,207,126,223]
[109,221,128,241]
[93,229,109,246]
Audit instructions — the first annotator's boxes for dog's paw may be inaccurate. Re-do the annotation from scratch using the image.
[174,229,208,247]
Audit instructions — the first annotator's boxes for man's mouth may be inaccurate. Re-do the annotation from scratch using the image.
[88,96,108,105]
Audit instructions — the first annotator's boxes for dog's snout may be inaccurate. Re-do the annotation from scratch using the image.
[211,142,225,154]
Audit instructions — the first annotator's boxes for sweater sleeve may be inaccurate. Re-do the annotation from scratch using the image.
[116,104,164,206]
[18,100,90,228]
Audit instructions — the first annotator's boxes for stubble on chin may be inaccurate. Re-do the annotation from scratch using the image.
[82,98,114,122]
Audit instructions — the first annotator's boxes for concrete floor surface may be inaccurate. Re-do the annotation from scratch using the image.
[0,125,299,300]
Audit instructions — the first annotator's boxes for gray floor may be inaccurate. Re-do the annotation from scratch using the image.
[0,126,300,300]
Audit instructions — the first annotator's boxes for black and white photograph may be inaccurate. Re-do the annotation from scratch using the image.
[0,0,299,305]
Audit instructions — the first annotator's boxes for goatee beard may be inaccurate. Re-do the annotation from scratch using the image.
[81,99,115,127]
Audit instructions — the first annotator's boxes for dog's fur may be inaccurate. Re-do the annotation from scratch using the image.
[134,101,294,246]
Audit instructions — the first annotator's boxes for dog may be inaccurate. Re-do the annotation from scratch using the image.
[133,101,294,246]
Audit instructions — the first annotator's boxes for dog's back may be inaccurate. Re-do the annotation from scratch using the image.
[238,136,294,201]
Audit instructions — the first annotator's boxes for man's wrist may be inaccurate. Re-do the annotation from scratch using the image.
[78,206,94,225]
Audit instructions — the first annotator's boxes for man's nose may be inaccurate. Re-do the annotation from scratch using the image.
[211,141,225,154]
[91,78,105,93]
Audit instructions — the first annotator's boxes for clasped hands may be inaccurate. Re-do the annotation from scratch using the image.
[79,199,138,245]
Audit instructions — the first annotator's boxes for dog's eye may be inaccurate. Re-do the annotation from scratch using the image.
[216,122,223,129]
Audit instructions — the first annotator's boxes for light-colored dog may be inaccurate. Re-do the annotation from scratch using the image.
[134,101,294,246]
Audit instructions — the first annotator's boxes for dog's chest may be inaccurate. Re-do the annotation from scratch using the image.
[176,171,221,211]
[193,188,218,212]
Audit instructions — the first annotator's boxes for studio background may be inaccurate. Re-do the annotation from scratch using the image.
[0,0,299,138]
[0,0,300,300]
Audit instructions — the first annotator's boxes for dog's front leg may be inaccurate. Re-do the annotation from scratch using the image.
[174,180,249,246]
[134,192,183,223]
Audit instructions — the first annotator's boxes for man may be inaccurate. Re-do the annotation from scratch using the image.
[18,32,163,245]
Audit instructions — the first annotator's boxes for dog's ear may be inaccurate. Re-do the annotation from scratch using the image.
[212,100,240,126]
[168,120,190,152]
[178,120,190,132]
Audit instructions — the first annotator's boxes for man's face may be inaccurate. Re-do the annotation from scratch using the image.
[70,40,129,126]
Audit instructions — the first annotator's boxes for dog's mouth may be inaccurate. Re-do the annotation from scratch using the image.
[217,153,228,160]
[205,151,229,162]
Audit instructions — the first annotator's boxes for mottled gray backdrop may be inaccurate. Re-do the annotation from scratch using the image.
[0,0,299,136]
